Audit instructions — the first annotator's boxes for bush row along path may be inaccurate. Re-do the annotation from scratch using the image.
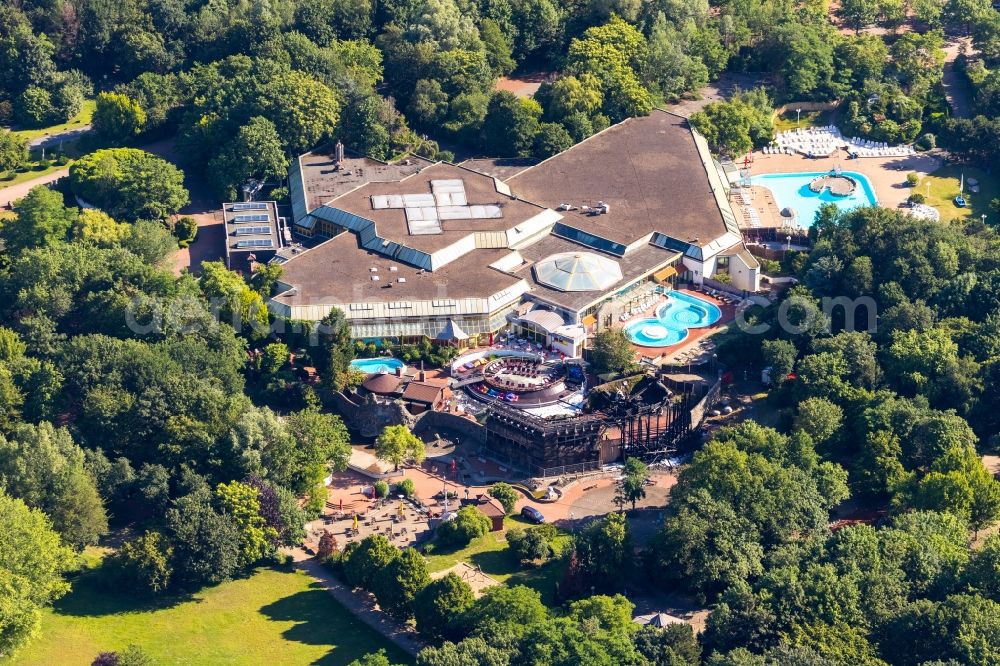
[284,546,426,658]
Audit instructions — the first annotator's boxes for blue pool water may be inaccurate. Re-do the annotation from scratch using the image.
[625,292,723,347]
[350,358,405,374]
[750,171,878,228]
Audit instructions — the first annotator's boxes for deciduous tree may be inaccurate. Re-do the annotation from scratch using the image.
[414,572,475,639]
[375,425,425,471]
[92,92,147,144]
[0,490,74,657]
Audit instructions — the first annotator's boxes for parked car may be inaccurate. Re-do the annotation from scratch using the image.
[521,506,545,523]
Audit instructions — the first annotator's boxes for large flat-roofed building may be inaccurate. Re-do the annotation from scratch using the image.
[272,110,759,347]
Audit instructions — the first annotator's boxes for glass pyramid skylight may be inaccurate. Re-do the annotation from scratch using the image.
[533,252,623,292]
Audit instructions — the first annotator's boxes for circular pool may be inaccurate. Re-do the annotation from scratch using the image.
[625,319,687,347]
[624,292,722,347]
[658,300,718,328]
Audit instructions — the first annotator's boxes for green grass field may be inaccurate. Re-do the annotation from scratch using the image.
[8,99,96,142]
[916,165,999,225]
[5,562,410,666]
[773,109,831,133]
[424,516,572,606]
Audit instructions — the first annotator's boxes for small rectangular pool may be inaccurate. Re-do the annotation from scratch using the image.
[750,171,878,228]
[349,358,405,374]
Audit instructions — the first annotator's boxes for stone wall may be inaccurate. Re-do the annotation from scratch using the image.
[415,410,486,444]
[330,390,416,438]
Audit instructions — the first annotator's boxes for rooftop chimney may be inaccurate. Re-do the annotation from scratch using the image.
[335,141,344,164]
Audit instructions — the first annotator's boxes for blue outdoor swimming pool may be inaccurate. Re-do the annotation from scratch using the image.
[625,292,723,347]
[750,171,878,228]
[350,357,405,374]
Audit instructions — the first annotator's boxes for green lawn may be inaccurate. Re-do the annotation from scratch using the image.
[0,136,96,190]
[424,516,572,606]
[773,109,831,133]
[8,99,96,142]
[5,561,410,666]
[0,160,72,188]
[916,165,999,225]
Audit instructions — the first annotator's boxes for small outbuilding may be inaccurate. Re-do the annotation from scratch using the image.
[471,494,506,532]
[401,381,448,414]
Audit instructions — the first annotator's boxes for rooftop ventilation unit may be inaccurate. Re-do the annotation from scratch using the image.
[369,267,378,272]
[371,275,380,281]
[398,277,407,283]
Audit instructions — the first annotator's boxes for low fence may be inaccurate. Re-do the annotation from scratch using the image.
[347,463,403,480]
[747,245,787,262]
[536,461,602,479]
[702,278,750,298]
[743,227,811,246]
[689,378,722,430]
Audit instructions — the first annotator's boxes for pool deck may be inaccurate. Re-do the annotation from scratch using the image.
[736,148,942,228]
[614,288,736,363]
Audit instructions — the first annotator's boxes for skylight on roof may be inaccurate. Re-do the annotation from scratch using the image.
[369,178,502,236]
[533,252,623,292]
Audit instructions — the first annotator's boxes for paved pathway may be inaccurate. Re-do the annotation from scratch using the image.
[0,168,69,208]
[28,125,92,150]
[942,37,973,119]
[285,547,425,657]
[665,72,769,118]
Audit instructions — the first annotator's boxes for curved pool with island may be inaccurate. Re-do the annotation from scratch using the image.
[624,292,722,347]
[750,171,878,228]
[350,357,405,374]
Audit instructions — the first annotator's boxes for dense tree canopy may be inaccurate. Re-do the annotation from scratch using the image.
[69,148,189,221]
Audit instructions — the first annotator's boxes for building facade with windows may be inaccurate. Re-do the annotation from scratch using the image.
[270,110,759,348]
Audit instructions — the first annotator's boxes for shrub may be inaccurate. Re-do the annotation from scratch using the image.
[174,216,198,244]
[760,258,782,275]
[92,645,153,666]
[489,482,519,515]
[436,505,491,546]
[394,478,416,497]
[374,480,389,498]
[910,193,926,204]
[916,133,936,150]
[906,173,919,187]
[507,524,558,565]
[316,531,340,562]
[107,531,173,595]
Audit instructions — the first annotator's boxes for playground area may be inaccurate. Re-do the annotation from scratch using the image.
[430,562,501,597]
